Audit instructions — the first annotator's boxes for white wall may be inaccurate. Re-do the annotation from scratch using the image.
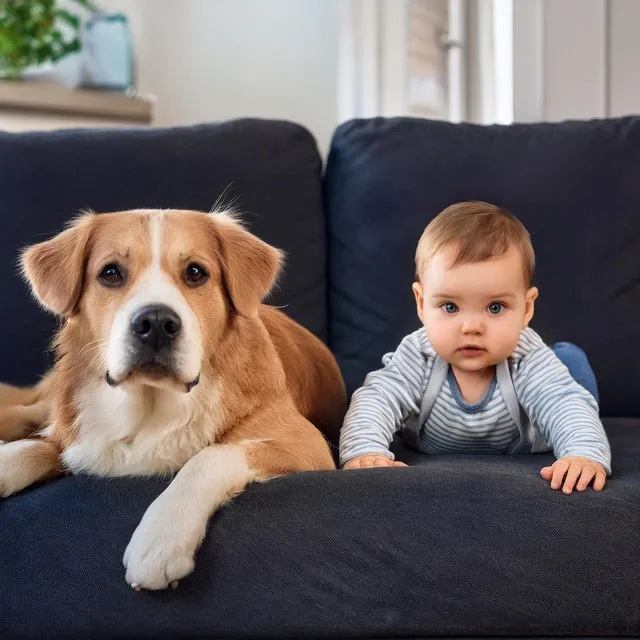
[508,0,640,123]
[62,0,640,143]
[338,0,640,127]
[100,0,340,155]
[541,0,607,121]
[608,0,640,117]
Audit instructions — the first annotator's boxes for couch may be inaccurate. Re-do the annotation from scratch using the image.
[1,116,638,639]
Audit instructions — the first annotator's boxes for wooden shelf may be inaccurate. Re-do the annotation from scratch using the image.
[0,80,153,124]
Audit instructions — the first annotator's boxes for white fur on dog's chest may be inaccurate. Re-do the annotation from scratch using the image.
[61,382,221,476]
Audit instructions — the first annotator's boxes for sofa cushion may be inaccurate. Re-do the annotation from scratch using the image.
[0,119,328,386]
[1,418,638,638]
[324,116,640,416]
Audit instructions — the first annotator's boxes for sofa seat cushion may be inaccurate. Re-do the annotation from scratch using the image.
[2,418,638,638]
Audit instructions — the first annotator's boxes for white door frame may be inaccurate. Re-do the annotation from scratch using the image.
[338,0,467,123]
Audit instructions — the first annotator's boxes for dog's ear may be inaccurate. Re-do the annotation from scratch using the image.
[214,216,283,319]
[21,214,94,317]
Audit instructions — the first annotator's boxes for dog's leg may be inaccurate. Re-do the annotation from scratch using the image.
[123,443,257,591]
[0,439,61,498]
[0,382,39,405]
[0,374,53,441]
[0,400,51,441]
[0,373,52,405]
[123,408,334,591]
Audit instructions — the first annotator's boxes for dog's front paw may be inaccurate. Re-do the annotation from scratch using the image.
[0,449,11,498]
[123,498,206,591]
[0,441,20,498]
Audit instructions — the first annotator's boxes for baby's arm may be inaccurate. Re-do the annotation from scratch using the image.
[339,332,427,469]
[515,346,611,492]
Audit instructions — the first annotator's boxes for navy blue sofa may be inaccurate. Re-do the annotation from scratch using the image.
[1,117,639,639]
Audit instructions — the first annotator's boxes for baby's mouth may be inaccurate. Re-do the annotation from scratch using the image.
[458,345,486,356]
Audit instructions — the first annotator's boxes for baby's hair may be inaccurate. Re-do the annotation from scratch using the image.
[415,201,535,287]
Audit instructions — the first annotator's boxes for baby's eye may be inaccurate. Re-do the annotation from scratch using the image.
[488,302,504,315]
[441,302,458,314]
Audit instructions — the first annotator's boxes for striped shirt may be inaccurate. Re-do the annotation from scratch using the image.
[339,327,611,473]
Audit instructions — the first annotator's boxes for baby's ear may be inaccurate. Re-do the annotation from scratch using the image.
[524,286,539,326]
[413,282,425,324]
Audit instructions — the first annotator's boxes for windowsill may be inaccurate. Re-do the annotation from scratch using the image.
[0,79,153,124]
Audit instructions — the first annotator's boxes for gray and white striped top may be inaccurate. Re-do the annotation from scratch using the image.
[339,327,611,473]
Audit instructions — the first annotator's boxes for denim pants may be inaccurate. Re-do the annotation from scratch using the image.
[551,342,599,404]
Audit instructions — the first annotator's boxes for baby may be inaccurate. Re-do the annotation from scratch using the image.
[339,202,611,494]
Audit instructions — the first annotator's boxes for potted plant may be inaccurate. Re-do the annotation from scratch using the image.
[0,0,96,80]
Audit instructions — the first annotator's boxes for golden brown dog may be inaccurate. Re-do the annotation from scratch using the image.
[0,209,345,590]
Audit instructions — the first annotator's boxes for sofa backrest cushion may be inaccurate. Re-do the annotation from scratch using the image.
[325,116,640,417]
[0,119,328,385]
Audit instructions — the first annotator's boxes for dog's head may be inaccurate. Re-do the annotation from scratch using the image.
[21,210,282,393]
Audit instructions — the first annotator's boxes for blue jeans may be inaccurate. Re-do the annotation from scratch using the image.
[551,342,599,405]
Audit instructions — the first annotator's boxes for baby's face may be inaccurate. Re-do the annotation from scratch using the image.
[414,244,538,372]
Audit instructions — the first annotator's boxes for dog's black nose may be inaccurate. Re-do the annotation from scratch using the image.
[130,305,182,350]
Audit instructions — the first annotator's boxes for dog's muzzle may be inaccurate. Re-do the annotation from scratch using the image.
[130,304,182,351]
[126,304,181,372]
[106,303,201,392]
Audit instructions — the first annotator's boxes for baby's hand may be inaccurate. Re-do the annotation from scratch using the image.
[540,456,607,494]
[343,454,407,469]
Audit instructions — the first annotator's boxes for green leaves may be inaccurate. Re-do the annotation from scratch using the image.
[0,0,91,78]
[55,9,81,30]
[70,0,98,12]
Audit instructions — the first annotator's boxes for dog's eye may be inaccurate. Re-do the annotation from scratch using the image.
[184,263,209,287]
[98,264,124,287]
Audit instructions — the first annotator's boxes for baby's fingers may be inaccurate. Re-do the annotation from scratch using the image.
[593,471,606,491]
[540,466,553,480]
[358,456,380,468]
[562,464,583,495]
[576,467,596,491]
[550,461,569,490]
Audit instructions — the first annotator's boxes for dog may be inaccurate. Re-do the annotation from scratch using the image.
[0,209,346,590]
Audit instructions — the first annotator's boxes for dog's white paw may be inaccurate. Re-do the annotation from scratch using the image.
[123,497,206,591]
[0,441,21,498]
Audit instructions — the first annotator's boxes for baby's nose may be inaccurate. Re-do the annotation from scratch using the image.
[461,316,485,334]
